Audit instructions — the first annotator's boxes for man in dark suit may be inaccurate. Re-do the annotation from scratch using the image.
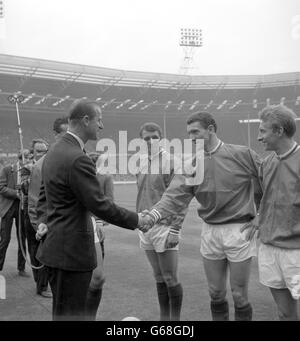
[36,99,151,321]
[0,151,30,276]
[28,117,68,298]
[21,138,49,297]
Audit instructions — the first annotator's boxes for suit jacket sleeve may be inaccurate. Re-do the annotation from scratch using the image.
[0,167,19,200]
[69,155,138,230]
[104,174,114,201]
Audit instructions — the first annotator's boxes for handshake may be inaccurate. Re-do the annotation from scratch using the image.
[35,210,160,239]
[137,210,157,233]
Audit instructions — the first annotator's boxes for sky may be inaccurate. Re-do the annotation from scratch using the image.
[0,0,300,75]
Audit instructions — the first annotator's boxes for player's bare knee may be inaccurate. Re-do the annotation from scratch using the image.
[154,274,164,282]
[209,287,227,302]
[231,287,248,307]
[162,272,178,287]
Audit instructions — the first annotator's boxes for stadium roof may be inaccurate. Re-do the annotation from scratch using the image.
[1,54,300,90]
[0,54,299,117]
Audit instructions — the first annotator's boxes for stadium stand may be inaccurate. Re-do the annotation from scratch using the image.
[0,54,299,165]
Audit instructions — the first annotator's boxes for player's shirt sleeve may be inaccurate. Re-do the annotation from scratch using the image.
[247,148,263,210]
[225,144,263,211]
[150,173,195,234]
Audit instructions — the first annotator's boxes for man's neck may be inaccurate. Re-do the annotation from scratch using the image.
[147,147,162,160]
[68,128,87,145]
[204,135,220,153]
[275,139,296,156]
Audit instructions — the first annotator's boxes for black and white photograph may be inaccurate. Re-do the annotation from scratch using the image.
[0,0,300,325]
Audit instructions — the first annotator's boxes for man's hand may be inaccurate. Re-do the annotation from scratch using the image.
[15,186,21,200]
[36,223,48,241]
[137,212,155,233]
[165,232,179,249]
[240,215,259,241]
[95,222,105,243]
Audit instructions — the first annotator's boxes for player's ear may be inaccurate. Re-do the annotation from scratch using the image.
[207,124,215,133]
[276,126,284,137]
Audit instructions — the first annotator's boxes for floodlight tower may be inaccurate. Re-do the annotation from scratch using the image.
[0,0,6,43]
[0,0,4,18]
[179,28,202,75]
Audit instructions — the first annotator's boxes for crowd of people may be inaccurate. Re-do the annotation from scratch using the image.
[0,99,299,321]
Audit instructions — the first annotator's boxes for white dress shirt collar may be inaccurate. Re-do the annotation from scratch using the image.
[67,131,85,151]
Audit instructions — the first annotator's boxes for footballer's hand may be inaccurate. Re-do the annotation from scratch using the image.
[96,222,105,243]
[36,223,48,241]
[240,216,259,241]
[137,212,155,233]
[165,232,179,249]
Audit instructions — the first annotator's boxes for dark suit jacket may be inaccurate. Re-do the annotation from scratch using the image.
[0,164,19,218]
[28,155,44,230]
[37,133,138,271]
[96,173,114,201]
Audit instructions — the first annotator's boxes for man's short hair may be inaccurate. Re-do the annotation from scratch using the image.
[139,122,162,138]
[30,138,49,153]
[68,99,99,122]
[53,116,68,134]
[258,105,297,138]
[18,149,31,161]
[187,112,217,132]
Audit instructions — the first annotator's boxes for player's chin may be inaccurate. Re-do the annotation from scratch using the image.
[261,142,269,150]
[92,133,101,141]
[264,144,272,151]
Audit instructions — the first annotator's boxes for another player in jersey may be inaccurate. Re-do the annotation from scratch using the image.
[254,105,300,320]
[85,152,114,320]
[136,122,184,321]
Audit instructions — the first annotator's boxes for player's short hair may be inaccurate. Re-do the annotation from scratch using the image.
[53,116,68,134]
[139,122,162,138]
[68,99,100,122]
[187,112,217,132]
[258,104,297,138]
[30,138,49,153]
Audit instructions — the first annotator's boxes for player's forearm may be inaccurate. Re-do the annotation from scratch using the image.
[169,214,185,235]
[150,183,193,223]
[149,198,190,232]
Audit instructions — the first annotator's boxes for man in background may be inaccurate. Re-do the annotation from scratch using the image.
[0,150,31,277]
